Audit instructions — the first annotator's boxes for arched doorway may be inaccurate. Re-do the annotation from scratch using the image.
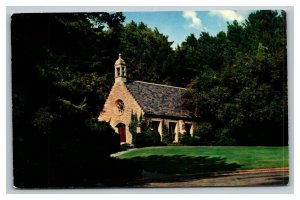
[116,123,126,143]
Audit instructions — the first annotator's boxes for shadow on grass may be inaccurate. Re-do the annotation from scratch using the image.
[127,155,242,174]
[98,155,242,187]
[15,154,242,188]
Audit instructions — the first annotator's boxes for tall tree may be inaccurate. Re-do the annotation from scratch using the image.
[12,12,126,187]
[184,10,287,145]
[119,21,173,84]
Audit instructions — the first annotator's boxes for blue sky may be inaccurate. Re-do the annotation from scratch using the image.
[124,10,253,48]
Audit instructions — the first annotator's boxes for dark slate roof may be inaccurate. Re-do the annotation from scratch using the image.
[126,81,193,119]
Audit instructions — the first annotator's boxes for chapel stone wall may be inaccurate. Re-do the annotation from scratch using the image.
[98,81,143,144]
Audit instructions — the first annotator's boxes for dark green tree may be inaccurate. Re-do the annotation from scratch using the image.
[119,21,173,84]
[184,10,287,146]
[12,12,127,188]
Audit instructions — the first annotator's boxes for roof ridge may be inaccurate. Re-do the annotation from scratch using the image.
[133,81,187,90]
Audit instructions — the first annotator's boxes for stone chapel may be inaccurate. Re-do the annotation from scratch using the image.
[98,54,197,144]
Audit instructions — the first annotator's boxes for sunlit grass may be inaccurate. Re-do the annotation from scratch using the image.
[117,146,288,174]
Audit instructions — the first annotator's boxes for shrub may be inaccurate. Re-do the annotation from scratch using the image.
[180,122,214,146]
[85,120,120,154]
[129,112,139,144]
[180,132,191,145]
[189,136,201,145]
[212,128,237,146]
[129,113,162,147]
[135,133,149,147]
[180,132,201,146]
[194,122,214,145]
[135,129,161,147]
[146,129,161,146]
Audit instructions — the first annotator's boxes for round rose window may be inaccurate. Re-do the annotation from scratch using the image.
[115,99,125,114]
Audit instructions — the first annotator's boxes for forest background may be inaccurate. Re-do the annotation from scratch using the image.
[11,10,287,187]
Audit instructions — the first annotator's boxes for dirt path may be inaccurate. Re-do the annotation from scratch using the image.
[129,168,289,187]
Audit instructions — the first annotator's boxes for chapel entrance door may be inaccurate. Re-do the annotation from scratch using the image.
[116,123,126,143]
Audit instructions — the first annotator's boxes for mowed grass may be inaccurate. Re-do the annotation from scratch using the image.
[117,146,288,174]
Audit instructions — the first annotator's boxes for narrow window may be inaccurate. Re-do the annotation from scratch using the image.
[169,122,177,142]
[152,121,160,132]
[117,67,121,77]
[185,123,192,135]
[121,66,125,76]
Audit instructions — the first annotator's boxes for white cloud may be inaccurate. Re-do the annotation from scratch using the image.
[182,11,202,30]
[209,10,244,22]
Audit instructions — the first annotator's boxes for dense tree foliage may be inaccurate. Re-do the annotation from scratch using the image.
[119,21,174,84]
[12,13,129,188]
[11,10,287,187]
[183,10,287,145]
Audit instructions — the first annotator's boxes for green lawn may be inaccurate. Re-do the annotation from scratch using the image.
[117,146,288,174]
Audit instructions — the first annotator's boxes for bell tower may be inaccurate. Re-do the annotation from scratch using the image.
[114,53,127,83]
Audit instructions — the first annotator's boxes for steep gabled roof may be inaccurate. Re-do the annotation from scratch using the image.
[125,81,193,119]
